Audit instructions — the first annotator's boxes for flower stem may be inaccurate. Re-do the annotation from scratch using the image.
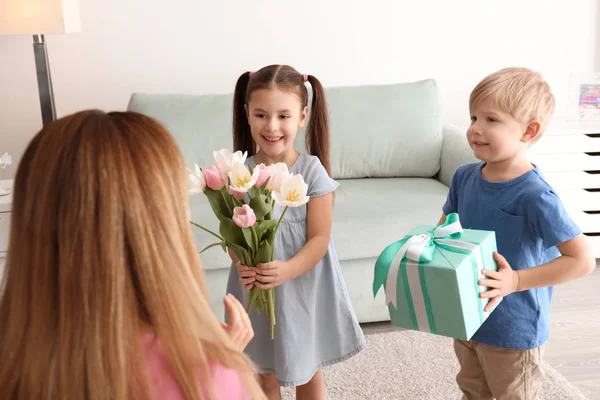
[190,221,224,241]
[247,286,259,313]
[271,206,288,259]
[269,288,276,339]
[251,226,259,252]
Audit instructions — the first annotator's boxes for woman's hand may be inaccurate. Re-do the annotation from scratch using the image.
[221,294,254,350]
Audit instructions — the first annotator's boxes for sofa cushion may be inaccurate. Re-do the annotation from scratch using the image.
[127,79,443,180]
[128,93,234,170]
[301,80,443,180]
[332,177,448,261]
[189,177,449,270]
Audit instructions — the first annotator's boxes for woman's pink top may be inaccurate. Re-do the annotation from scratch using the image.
[143,335,248,399]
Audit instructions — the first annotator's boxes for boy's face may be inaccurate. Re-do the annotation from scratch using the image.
[467,97,531,164]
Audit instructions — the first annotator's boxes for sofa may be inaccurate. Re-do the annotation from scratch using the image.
[127,79,475,323]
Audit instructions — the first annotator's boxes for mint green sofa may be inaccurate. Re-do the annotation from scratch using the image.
[127,79,475,323]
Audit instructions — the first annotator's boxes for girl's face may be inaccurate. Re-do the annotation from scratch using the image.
[245,88,308,163]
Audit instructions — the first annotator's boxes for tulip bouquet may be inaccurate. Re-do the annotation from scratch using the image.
[188,149,309,339]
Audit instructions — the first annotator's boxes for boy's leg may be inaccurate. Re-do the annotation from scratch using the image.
[454,339,494,400]
[477,343,545,400]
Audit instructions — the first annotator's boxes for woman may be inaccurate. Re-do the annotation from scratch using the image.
[0,110,265,400]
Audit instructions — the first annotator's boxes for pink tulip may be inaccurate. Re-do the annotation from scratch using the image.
[254,163,276,189]
[232,204,256,228]
[202,164,226,190]
[228,187,246,200]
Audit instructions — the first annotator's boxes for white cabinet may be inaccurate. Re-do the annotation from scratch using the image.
[530,120,600,257]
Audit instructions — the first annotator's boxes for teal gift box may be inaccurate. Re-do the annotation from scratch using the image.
[373,213,500,340]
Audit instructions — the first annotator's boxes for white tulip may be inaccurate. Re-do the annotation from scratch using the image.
[228,162,259,193]
[188,164,206,195]
[213,149,248,175]
[272,174,310,208]
[270,162,290,192]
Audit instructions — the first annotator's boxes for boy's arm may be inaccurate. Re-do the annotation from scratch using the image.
[515,234,595,291]
[480,234,596,310]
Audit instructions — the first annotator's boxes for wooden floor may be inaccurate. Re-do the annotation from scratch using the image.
[362,265,600,399]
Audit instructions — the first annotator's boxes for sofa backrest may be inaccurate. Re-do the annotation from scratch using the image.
[127,79,443,179]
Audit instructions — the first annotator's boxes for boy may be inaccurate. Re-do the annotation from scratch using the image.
[441,67,596,400]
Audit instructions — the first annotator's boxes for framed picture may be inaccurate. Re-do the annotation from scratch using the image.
[568,72,600,120]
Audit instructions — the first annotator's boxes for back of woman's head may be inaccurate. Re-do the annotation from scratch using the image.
[233,64,332,175]
[0,110,262,400]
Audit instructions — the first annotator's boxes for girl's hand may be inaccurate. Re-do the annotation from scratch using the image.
[478,252,519,312]
[221,294,254,351]
[235,262,256,291]
[255,260,293,289]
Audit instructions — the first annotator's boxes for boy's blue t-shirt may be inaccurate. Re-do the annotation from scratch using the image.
[443,162,581,350]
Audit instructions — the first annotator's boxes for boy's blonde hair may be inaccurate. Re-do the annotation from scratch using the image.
[470,67,556,139]
[0,110,265,400]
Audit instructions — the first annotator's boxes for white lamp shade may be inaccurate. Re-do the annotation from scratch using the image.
[0,0,81,35]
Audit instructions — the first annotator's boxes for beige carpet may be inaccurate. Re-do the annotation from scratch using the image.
[281,330,588,399]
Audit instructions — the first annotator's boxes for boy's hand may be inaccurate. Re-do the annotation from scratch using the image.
[255,260,293,289]
[235,262,256,291]
[479,252,520,312]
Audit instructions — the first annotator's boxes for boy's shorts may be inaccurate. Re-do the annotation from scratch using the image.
[454,339,545,400]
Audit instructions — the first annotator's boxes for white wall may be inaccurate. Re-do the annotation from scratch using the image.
[0,0,598,180]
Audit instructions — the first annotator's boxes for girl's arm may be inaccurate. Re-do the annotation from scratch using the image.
[254,192,333,289]
[286,192,333,279]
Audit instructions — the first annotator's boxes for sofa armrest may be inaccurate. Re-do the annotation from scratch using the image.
[437,124,476,187]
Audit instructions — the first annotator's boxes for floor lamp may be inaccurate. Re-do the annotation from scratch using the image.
[0,0,81,126]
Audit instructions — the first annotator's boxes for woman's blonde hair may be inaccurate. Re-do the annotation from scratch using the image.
[0,110,264,400]
[470,67,556,139]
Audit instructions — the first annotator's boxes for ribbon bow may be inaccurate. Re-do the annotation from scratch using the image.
[373,213,480,307]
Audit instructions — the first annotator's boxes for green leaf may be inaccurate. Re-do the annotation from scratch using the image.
[220,186,236,210]
[219,217,246,247]
[227,241,252,266]
[232,195,245,207]
[249,193,274,219]
[200,241,226,254]
[255,220,278,243]
[205,189,231,219]
[241,227,256,255]
[254,240,273,265]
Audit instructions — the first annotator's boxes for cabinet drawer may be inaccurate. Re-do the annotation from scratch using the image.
[585,236,600,258]
[557,190,600,211]
[543,171,600,189]
[0,212,10,253]
[570,211,600,233]
[530,153,600,172]
[532,134,600,154]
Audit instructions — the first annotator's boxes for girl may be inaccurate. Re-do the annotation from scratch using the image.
[0,110,265,400]
[227,65,365,400]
